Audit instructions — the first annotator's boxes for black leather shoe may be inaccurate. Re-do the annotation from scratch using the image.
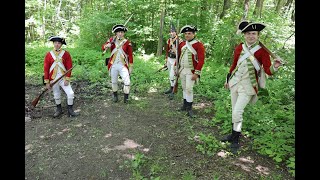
[124,93,129,103]
[53,104,62,118]
[113,91,118,102]
[67,105,79,117]
[164,86,173,94]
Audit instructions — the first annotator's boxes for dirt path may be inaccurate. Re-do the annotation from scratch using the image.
[25,80,293,180]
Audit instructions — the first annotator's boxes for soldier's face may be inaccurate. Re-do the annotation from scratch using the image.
[53,41,62,50]
[116,31,125,39]
[170,31,176,38]
[184,31,195,41]
[244,31,259,45]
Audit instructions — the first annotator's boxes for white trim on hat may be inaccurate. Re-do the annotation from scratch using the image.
[241,22,266,32]
[48,36,66,45]
[112,26,127,33]
[180,25,196,33]
[237,20,249,30]
[238,20,249,25]
[48,36,63,41]
[112,24,127,33]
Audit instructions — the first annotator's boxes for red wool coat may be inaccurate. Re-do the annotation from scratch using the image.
[165,36,179,59]
[229,43,275,92]
[102,37,133,70]
[177,40,205,75]
[43,50,73,83]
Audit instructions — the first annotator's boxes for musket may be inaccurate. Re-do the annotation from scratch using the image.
[31,65,77,108]
[173,20,180,93]
[156,65,168,73]
[259,41,287,65]
[102,36,116,56]
[123,14,134,27]
[172,20,180,94]
[102,14,134,56]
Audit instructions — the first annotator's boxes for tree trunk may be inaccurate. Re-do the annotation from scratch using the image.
[156,9,165,56]
[253,0,261,16]
[219,0,232,19]
[259,0,265,18]
[25,27,30,42]
[151,11,154,37]
[231,0,251,64]
[236,0,249,34]
[241,0,250,21]
[80,0,83,16]
[284,0,293,9]
[56,0,66,33]
[42,0,47,42]
[291,8,295,21]
[283,0,294,15]
[29,25,34,42]
[275,0,283,13]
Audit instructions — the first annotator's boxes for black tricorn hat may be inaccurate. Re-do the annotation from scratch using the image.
[180,25,197,33]
[238,20,266,33]
[112,24,128,33]
[48,36,66,45]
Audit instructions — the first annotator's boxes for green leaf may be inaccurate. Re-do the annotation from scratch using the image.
[287,162,295,168]
[275,157,282,162]
[265,149,273,155]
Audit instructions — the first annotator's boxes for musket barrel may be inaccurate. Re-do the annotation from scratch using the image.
[31,65,76,107]
[259,42,287,64]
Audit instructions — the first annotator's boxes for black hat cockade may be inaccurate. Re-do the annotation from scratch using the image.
[238,20,266,33]
[112,24,128,33]
[180,25,197,33]
[48,36,66,45]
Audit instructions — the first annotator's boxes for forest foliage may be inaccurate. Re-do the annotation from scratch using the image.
[25,0,295,177]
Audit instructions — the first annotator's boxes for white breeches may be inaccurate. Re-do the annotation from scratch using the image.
[52,79,75,105]
[110,63,130,94]
[180,68,195,103]
[230,82,254,132]
[167,57,176,87]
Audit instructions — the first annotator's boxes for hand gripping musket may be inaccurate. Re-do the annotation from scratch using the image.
[102,37,116,57]
[102,14,134,56]
[31,65,77,108]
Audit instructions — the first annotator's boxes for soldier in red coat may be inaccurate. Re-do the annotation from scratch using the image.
[102,24,133,103]
[176,25,205,118]
[164,23,181,100]
[222,21,284,154]
[43,36,79,118]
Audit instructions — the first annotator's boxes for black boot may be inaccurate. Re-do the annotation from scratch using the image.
[168,92,174,100]
[186,102,194,118]
[53,104,62,118]
[124,93,129,103]
[230,131,241,154]
[164,86,173,94]
[221,126,236,142]
[68,105,79,117]
[113,91,118,102]
[179,99,187,111]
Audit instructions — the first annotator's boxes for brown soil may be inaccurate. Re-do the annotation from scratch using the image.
[25,79,294,180]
